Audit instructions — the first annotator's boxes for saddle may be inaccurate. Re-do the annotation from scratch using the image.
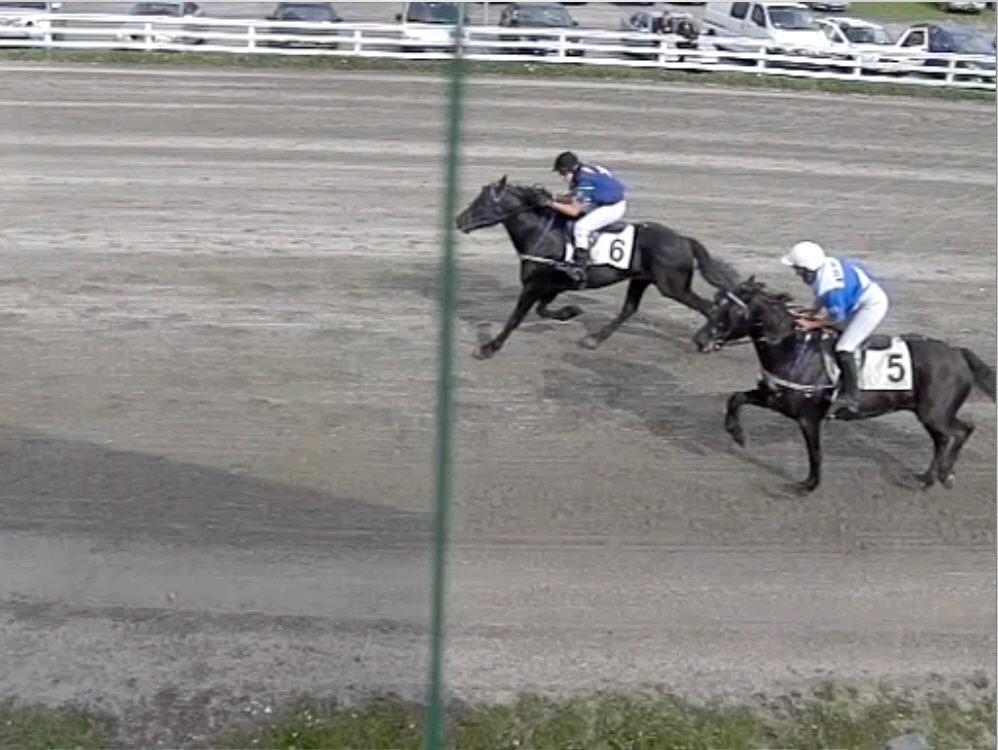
[563,219,629,249]
[818,331,892,370]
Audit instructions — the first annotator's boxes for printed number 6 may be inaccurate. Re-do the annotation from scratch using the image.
[887,353,905,383]
[609,239,625,262]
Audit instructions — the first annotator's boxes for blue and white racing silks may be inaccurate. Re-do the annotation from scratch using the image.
[811,257,876,323]
[571,163,625,206]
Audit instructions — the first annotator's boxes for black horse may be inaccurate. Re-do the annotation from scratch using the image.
[692,278,995,493]
[454,176,739,360]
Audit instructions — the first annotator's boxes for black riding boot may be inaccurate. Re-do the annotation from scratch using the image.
[567,242,590,286]
[834,351,860,417]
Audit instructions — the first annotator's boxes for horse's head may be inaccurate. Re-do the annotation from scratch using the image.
[455,176,551,233]
[693,277,795,353]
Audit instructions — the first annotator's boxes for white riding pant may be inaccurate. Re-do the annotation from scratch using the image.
[574,200,627,249]
[835,283,889,353]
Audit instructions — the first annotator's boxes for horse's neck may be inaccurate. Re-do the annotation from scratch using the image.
[503,209,558,256]
[750,308,811,377]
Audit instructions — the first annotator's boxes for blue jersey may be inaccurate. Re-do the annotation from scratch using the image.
[571,163,625,206]
[812,257,876,322]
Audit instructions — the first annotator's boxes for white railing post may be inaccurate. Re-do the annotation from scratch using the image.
[558,29,566,59]
[247,21,256,51]
[353,28,362,54]
[144,21,152,51]
[853,54,862,79]
[946,56,956,84]
[658,35,667,67]
[757,44,766,71]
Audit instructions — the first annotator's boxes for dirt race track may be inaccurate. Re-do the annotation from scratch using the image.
[0,64,995,745]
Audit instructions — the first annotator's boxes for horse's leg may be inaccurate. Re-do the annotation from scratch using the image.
[581,278,651,350]
[939,417,974,488]
[936,382,974,489]
[651,261,713,317]
[474,285,543,360]
[795,414,822,493]
[915,422,948,489]
[725,387,771,447]
[536,290,582,322]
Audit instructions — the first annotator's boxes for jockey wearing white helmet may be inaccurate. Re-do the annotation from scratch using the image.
[781,241,890,416]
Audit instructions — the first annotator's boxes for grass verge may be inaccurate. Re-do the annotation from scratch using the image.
[0,48,994,102]
[216,686,997,750]
[0,700,115,750]
[855,2,997,25]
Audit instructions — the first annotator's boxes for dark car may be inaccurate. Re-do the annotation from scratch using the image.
[262,2,342,49]
[497,2,583,56]
[889,22,995,81]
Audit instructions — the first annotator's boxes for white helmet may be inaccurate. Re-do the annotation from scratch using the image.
[781,241,826,272]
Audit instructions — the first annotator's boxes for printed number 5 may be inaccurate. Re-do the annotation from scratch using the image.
[887,353,905,383]
[609,239,625,262]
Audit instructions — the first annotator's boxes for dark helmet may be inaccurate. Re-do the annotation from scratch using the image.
[553,151,580,175]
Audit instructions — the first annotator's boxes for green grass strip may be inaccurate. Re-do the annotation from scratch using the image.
[216,687,997,750]
[1,49,994,103]
[0,701,115,750]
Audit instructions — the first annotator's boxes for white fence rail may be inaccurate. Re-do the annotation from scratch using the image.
[2,14,995,90]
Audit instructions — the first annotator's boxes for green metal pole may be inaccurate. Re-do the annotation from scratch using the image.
[425,14,465,750]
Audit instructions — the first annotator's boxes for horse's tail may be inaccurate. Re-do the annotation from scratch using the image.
[961,348,996,401]
[689,238,739,290]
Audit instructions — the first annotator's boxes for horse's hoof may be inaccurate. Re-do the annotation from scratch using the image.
[915,472,935,489]
[473,345,495,361]
[579,335,600,350]
[726,426,746,447]
[787,480,817,496]
[941,472,956,489]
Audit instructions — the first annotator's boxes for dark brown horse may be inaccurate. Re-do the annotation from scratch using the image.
[455,176,739,359]
[693,278,995,493]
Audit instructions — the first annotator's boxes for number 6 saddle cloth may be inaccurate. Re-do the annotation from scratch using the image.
[821,332,914,391]
[563,223,638,272]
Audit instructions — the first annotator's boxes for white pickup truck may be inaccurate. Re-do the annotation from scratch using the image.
[702,2,833,56]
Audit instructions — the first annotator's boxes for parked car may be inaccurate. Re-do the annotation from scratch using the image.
[886,22,995,80]
[115,2,204,46]
[702,2,833,58]
[396,1,462,53]
[261,2,342,49]
[0,1,61,44]
[803,1,848,10]
[619,8,700,60]
[497,3,583,57]
[937,2,986,11]
[815,17,891,56]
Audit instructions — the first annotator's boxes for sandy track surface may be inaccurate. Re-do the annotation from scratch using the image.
[0,65,994,745]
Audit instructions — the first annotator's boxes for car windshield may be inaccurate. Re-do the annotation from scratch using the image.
[768,7,817,30]
[516,4,571,26]
[0,2,49,9]
[406,2,459,24]
[275,3,336,21]
[132,2,182,15]
[843,25,891,44]
[944,29,994,54]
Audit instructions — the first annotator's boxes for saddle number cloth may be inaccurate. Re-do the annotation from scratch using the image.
[825,337,914,391]
[565,225,635,271]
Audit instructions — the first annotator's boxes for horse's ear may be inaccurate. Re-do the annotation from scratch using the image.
[499,174,507,189]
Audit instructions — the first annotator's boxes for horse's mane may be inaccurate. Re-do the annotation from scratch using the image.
[507,182,553,211]
[732,277,795,308]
